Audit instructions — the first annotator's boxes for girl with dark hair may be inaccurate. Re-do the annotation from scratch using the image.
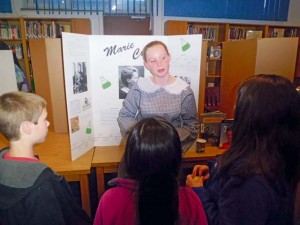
[94,117,207,225]
[187,74,300,225]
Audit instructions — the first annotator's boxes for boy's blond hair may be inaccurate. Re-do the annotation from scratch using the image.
[0,92,47,141]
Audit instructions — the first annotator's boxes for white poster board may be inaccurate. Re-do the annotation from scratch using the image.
[62,33,202,160]
[0,50,18,94]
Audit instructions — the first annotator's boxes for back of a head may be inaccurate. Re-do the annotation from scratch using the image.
[122,116,182,179]
[234,74,300,141]
[120,67,134,86]
[228,74,300,182]
[120,117,182,225]
[0,92,46,141]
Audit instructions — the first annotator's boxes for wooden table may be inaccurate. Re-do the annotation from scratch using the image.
[92,142,225,200]
[0,132,94,216]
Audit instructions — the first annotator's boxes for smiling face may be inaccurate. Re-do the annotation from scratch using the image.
[144,44,171,79]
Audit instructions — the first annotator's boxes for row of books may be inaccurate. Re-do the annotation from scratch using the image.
[228,28,263,40]
[269,28,285,38]
[188,25,298,41]
[25,21,71,39]
[199,112,234,149]
[188,25,217,41]
[0,24,20,40]
[284,28,298,37]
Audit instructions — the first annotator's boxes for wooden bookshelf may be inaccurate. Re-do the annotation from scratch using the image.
[165,21,226,113]
[164,20,300,115]
[227,23,266,40]
[0,17,91,92]
[0,18,27,83]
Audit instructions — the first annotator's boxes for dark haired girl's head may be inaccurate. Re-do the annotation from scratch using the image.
[233,74,300,145]
[121,116,182,179]
[224,74,300,184]
[119,117,182,225]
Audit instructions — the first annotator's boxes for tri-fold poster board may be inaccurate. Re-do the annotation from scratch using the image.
[0,50,18,95]
[62,33,203,160]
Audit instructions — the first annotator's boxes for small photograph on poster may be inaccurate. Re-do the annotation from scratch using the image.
[82,97,91,111]
[72,62,88,94]
[70,116,80,133]
[118,65,144,99]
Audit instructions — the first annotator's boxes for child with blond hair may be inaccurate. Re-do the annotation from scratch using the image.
[0,91,91,225]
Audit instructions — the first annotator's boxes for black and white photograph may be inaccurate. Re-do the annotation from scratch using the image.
[72,62,88,94]
[118,65,144,99]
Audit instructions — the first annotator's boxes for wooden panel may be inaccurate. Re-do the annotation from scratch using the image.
[104,16,151,35]
[29,39,68,133]
[71,18,91,34]
[221,38,298,119]
[295,37,300,78]
[220,39,257,118]
[255,37,298,81]
[29,40,53,124]
[45,39,68,133]
[164,20,188,35]
[198,41,207,115]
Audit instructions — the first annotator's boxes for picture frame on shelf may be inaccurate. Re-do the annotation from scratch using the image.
[208,45,221,59]
[219,119,234,149]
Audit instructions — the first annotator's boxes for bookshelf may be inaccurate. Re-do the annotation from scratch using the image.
[164,20,300,114]
[0,18,27,83]
[227,23,266,40]
[0,17,91,91]
[202,24,223,93]
[165,21,227,113]
[267,25,299,38]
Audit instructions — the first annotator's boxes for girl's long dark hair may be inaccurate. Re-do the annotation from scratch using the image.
[119,117,182,225]
[218,74,300,186]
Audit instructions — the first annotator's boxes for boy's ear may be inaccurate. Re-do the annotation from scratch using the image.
[20,121,33,135]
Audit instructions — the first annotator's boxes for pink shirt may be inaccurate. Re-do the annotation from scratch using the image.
[94,178,208,225]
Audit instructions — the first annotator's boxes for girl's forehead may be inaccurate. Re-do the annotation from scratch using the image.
[146,45,167,55]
